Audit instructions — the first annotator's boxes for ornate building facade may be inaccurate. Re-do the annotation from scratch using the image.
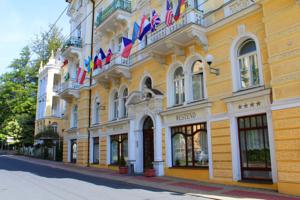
[36,0,300,196]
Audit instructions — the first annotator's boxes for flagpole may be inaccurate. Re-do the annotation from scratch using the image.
[87,0,95,167]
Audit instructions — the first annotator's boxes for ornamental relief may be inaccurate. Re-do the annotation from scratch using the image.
[230,95,270,115]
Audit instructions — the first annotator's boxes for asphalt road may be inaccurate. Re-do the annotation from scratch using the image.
[0,155,208,200]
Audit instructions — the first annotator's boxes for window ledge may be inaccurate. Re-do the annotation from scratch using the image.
[238,179,273,184]
[223,86,271,103]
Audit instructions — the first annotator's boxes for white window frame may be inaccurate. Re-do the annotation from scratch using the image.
[191,60,205,101]
[71,105,78,128]
[230,33,264,92]
[93,97,100,124]
[173,67,185,105]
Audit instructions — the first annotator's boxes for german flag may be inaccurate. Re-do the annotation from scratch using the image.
[174,0,185,21]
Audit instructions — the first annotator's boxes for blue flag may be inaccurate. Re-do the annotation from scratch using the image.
[132,22,140,44]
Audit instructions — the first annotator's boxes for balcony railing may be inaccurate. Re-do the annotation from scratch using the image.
[58,80,80,94]
[61,36,82,53]
[93,55,129,77]
[95,0,131,27]
[203,0,256,26]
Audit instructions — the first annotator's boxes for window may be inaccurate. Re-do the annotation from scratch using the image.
[122,88,128,118]
[192,60,204,101]
[112,92,119,120]
[238,39,259,89]
[51,123,58,133]
[174,67,185,105]
[144,77,152,89]
[171,123,208,167]
[110,134,128,165]
[93,137,100,164]
[238,114,271,181]
[94,99,100,124]
[72,105,78,128]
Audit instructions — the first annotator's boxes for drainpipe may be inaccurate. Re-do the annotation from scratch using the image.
[87,0,95,167]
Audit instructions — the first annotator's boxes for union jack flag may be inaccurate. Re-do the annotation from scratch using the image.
[151,9,161,32]
[165,0,174,27]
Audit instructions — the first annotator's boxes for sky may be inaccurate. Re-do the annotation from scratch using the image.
[0,0,70,75]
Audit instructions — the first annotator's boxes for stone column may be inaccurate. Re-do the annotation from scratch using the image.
[128,119,136,172]
[153,114,164,176]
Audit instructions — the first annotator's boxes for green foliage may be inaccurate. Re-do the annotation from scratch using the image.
[0,25,63,147]
[118,155,127,167]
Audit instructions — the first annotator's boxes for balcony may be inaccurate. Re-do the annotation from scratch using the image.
[57,80,80,102]
[95,0,131,34]
[93,56,130,89]
[61,36,82,58]
[203,0,256,27]
[129,8,207,61]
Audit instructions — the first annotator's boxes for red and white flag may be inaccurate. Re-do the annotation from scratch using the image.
[76,66,87,85]
[165,0,174,27]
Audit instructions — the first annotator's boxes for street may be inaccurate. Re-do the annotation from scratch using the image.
[0,155,208,200]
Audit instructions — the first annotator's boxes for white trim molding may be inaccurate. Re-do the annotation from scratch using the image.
[271,97,300,111]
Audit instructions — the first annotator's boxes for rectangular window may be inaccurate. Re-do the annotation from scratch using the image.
[93,137,100,164]
[171,123,208,167]
[110,134,128,165]
[238,114,272,181]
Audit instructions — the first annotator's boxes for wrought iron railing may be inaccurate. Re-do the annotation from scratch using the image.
[61,36,82,53]
[95,0,131,27]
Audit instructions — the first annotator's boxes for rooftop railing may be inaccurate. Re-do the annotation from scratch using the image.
[95,0,132,27]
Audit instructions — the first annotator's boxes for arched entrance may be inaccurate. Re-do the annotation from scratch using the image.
[143,116,154,170]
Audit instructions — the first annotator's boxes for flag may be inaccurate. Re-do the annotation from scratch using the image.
[174,0,185,21]
[76,66,87,85]
[97,48,106,68]
[105,49,113,64]
[132,22,140,44]
[88,56,94,72]
[84,59,90,73]
[94,54,99,70]
[138,15,151,41]
[165,0,174,26]
[151,9,161,32]
[121,37,133,58]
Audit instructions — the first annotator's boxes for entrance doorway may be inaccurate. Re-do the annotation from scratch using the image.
[70,139,77,163]
[143,116,154,170]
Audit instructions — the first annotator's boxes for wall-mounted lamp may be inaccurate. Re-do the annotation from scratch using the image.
[96,102,100,105]
[206,54,220,76]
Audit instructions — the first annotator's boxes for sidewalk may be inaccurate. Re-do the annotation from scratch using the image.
[9,155,300,200]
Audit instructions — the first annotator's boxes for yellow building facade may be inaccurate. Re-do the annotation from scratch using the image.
[48,0,300,196]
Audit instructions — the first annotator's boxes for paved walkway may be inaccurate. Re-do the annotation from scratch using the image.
[9,155,300,200]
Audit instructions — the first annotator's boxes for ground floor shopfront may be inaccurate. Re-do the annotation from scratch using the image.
[62,89,299,196]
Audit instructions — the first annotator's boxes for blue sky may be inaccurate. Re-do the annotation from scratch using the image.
[0,0,70,74]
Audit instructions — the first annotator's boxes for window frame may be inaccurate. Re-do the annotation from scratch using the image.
[237,39,259,89]
[122,88,128,118]
[171,122,208,168]
[110,133,128,165]
[72,105,78,128]
[173,67,185,105]
[237,113,272,181]
[191,60,205,101]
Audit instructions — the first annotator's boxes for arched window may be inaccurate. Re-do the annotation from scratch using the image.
[94,98,100,124]
[144,77,152,89]
[122,88,128,118]
[72,105,78,128]
[238,39,259,89]
[174,67,185,105]
[113,92,118,120]
[192,60,204,101]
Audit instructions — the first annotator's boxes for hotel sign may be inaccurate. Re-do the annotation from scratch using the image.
[176,112,196,121]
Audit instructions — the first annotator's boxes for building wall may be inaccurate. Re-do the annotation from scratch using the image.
[260,0,300,196]
[56,0,300,196]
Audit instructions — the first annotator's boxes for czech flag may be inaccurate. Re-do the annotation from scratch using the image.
[121,37,133,58]
[76,66,87,85]
[138,15,151,41]
[174,0,185,21]
[105,48,113,64]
